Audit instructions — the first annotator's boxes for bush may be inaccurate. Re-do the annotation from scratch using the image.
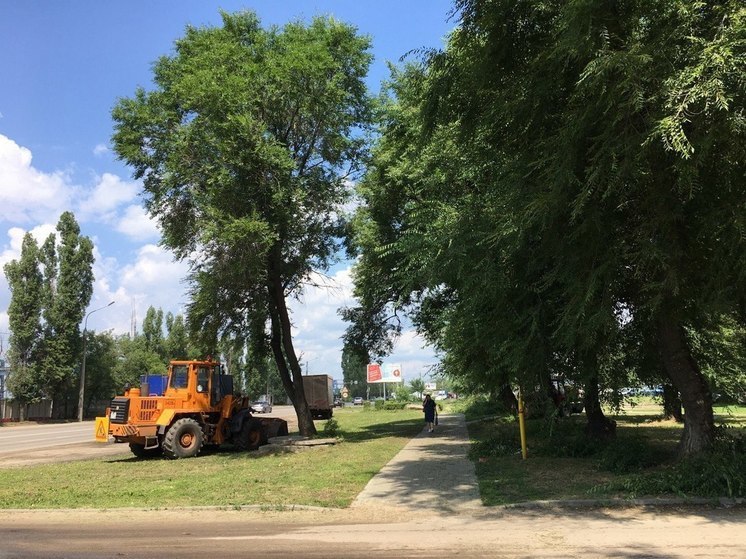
[383,401,408,410]
[454,395,507,421]
[322,418,339,437]
[598,427,746,498]
[597,437,660,474]
[469,430,521,459]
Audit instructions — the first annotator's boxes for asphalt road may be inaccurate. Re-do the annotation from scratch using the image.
[0,421,95,454]
[1,506,745,558]
[0,406,303,467]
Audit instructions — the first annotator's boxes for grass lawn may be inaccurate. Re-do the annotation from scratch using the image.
[461,398,746,506]
[2,400,743,510]
[0,408,422,510]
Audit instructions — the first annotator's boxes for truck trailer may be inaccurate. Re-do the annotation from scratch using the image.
[302,374,334,420]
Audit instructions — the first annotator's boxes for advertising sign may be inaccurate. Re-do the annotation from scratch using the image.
[366,363,382,383]
[367,363,403,383]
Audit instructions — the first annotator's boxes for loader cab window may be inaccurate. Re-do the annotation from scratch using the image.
[170,365,189,389]
[196,366,210,393]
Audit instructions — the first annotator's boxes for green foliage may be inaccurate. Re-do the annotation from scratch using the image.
[82,331,118,415]
[3,213,94,415]
[4,233,43,404]
[322,417,339,437]
[392,384,414,402]
[340,344,368,398]
[469,429,521,459]
[600,427,746,498]
[382,400,407,410]
[112,10,373,436]
[347,0,746,455]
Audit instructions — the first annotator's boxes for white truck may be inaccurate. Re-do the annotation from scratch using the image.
[302,374,334,420]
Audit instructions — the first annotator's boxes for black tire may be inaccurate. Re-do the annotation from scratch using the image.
[162,418,204,459]
[129,442,161,459]
[235,418,264,451]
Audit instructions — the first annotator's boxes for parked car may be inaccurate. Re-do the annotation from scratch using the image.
[333,397,344,407]
[353,396,364,405]
[250,401,272,414]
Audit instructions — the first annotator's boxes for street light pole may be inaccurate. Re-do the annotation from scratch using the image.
[77,301,114,422]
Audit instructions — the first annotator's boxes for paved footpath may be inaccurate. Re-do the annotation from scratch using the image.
[352,412,483,513]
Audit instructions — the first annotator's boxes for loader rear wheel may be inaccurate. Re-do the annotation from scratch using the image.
[162,418,204,459]
[236,418,264,451]
[129,442,161,459]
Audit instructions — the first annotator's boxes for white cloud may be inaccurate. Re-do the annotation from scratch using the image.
[0,134,76,223]
[79,173,140,217]
[289,266,437,380]
[115,204,160,241]
[93,143,109,156]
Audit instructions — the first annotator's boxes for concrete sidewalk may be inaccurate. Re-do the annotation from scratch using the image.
[352,412,482,513]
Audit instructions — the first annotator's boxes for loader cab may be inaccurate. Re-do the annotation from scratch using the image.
[166,360,233,409]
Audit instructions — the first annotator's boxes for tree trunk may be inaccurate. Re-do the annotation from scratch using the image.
[267,258,317,437]
[583,375,616,440]
[498,383,518,416]
[662,383,683,422]
[658,316,714,456]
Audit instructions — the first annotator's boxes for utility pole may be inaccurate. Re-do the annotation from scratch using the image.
[78,301,114,422]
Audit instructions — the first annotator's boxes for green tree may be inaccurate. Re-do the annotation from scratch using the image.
[408,377,425,398]
[81,330,118,417]
[340,343,368,398]
[112,334,165,389]
[112,11,372,436]
[4,213,94,418]
[4,233,44,415]
[39,212,94,417]
[348,1,745,455]
[142,306,165,360]
[164,312,192,360]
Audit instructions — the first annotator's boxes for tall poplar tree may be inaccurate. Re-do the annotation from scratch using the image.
[4,213,94,417]
[39,212,94,416]
[3,233,44,414]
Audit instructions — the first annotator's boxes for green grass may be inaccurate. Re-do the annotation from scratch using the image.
[0,408,422,510]
[4,401,744,509]
[466,400,746,505]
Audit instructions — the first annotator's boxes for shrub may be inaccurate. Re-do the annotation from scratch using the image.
[597,427,746,498]
[469,427,521,459]
[322,418,339,438]
[383,401,407,410]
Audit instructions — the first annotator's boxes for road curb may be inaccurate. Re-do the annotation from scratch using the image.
[497,496,746,510]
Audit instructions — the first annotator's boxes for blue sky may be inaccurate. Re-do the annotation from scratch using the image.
[0,1,455,381]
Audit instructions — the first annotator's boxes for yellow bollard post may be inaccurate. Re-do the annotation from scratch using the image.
[518,387,528,460]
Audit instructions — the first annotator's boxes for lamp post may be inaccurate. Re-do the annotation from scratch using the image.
[78,301,114,422]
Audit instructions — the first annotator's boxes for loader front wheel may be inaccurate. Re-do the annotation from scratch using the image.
[236,418,263,451]
[162,418,204,459]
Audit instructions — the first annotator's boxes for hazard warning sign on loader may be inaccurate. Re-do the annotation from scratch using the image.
[95,416,110,442]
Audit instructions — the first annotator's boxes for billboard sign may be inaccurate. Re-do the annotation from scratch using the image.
[366,363,382,383]
[367,363,403,384]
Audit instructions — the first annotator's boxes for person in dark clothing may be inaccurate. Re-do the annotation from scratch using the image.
[423,394,437,432]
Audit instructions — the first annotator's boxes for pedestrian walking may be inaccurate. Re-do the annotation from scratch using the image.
[423,394,437,432]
